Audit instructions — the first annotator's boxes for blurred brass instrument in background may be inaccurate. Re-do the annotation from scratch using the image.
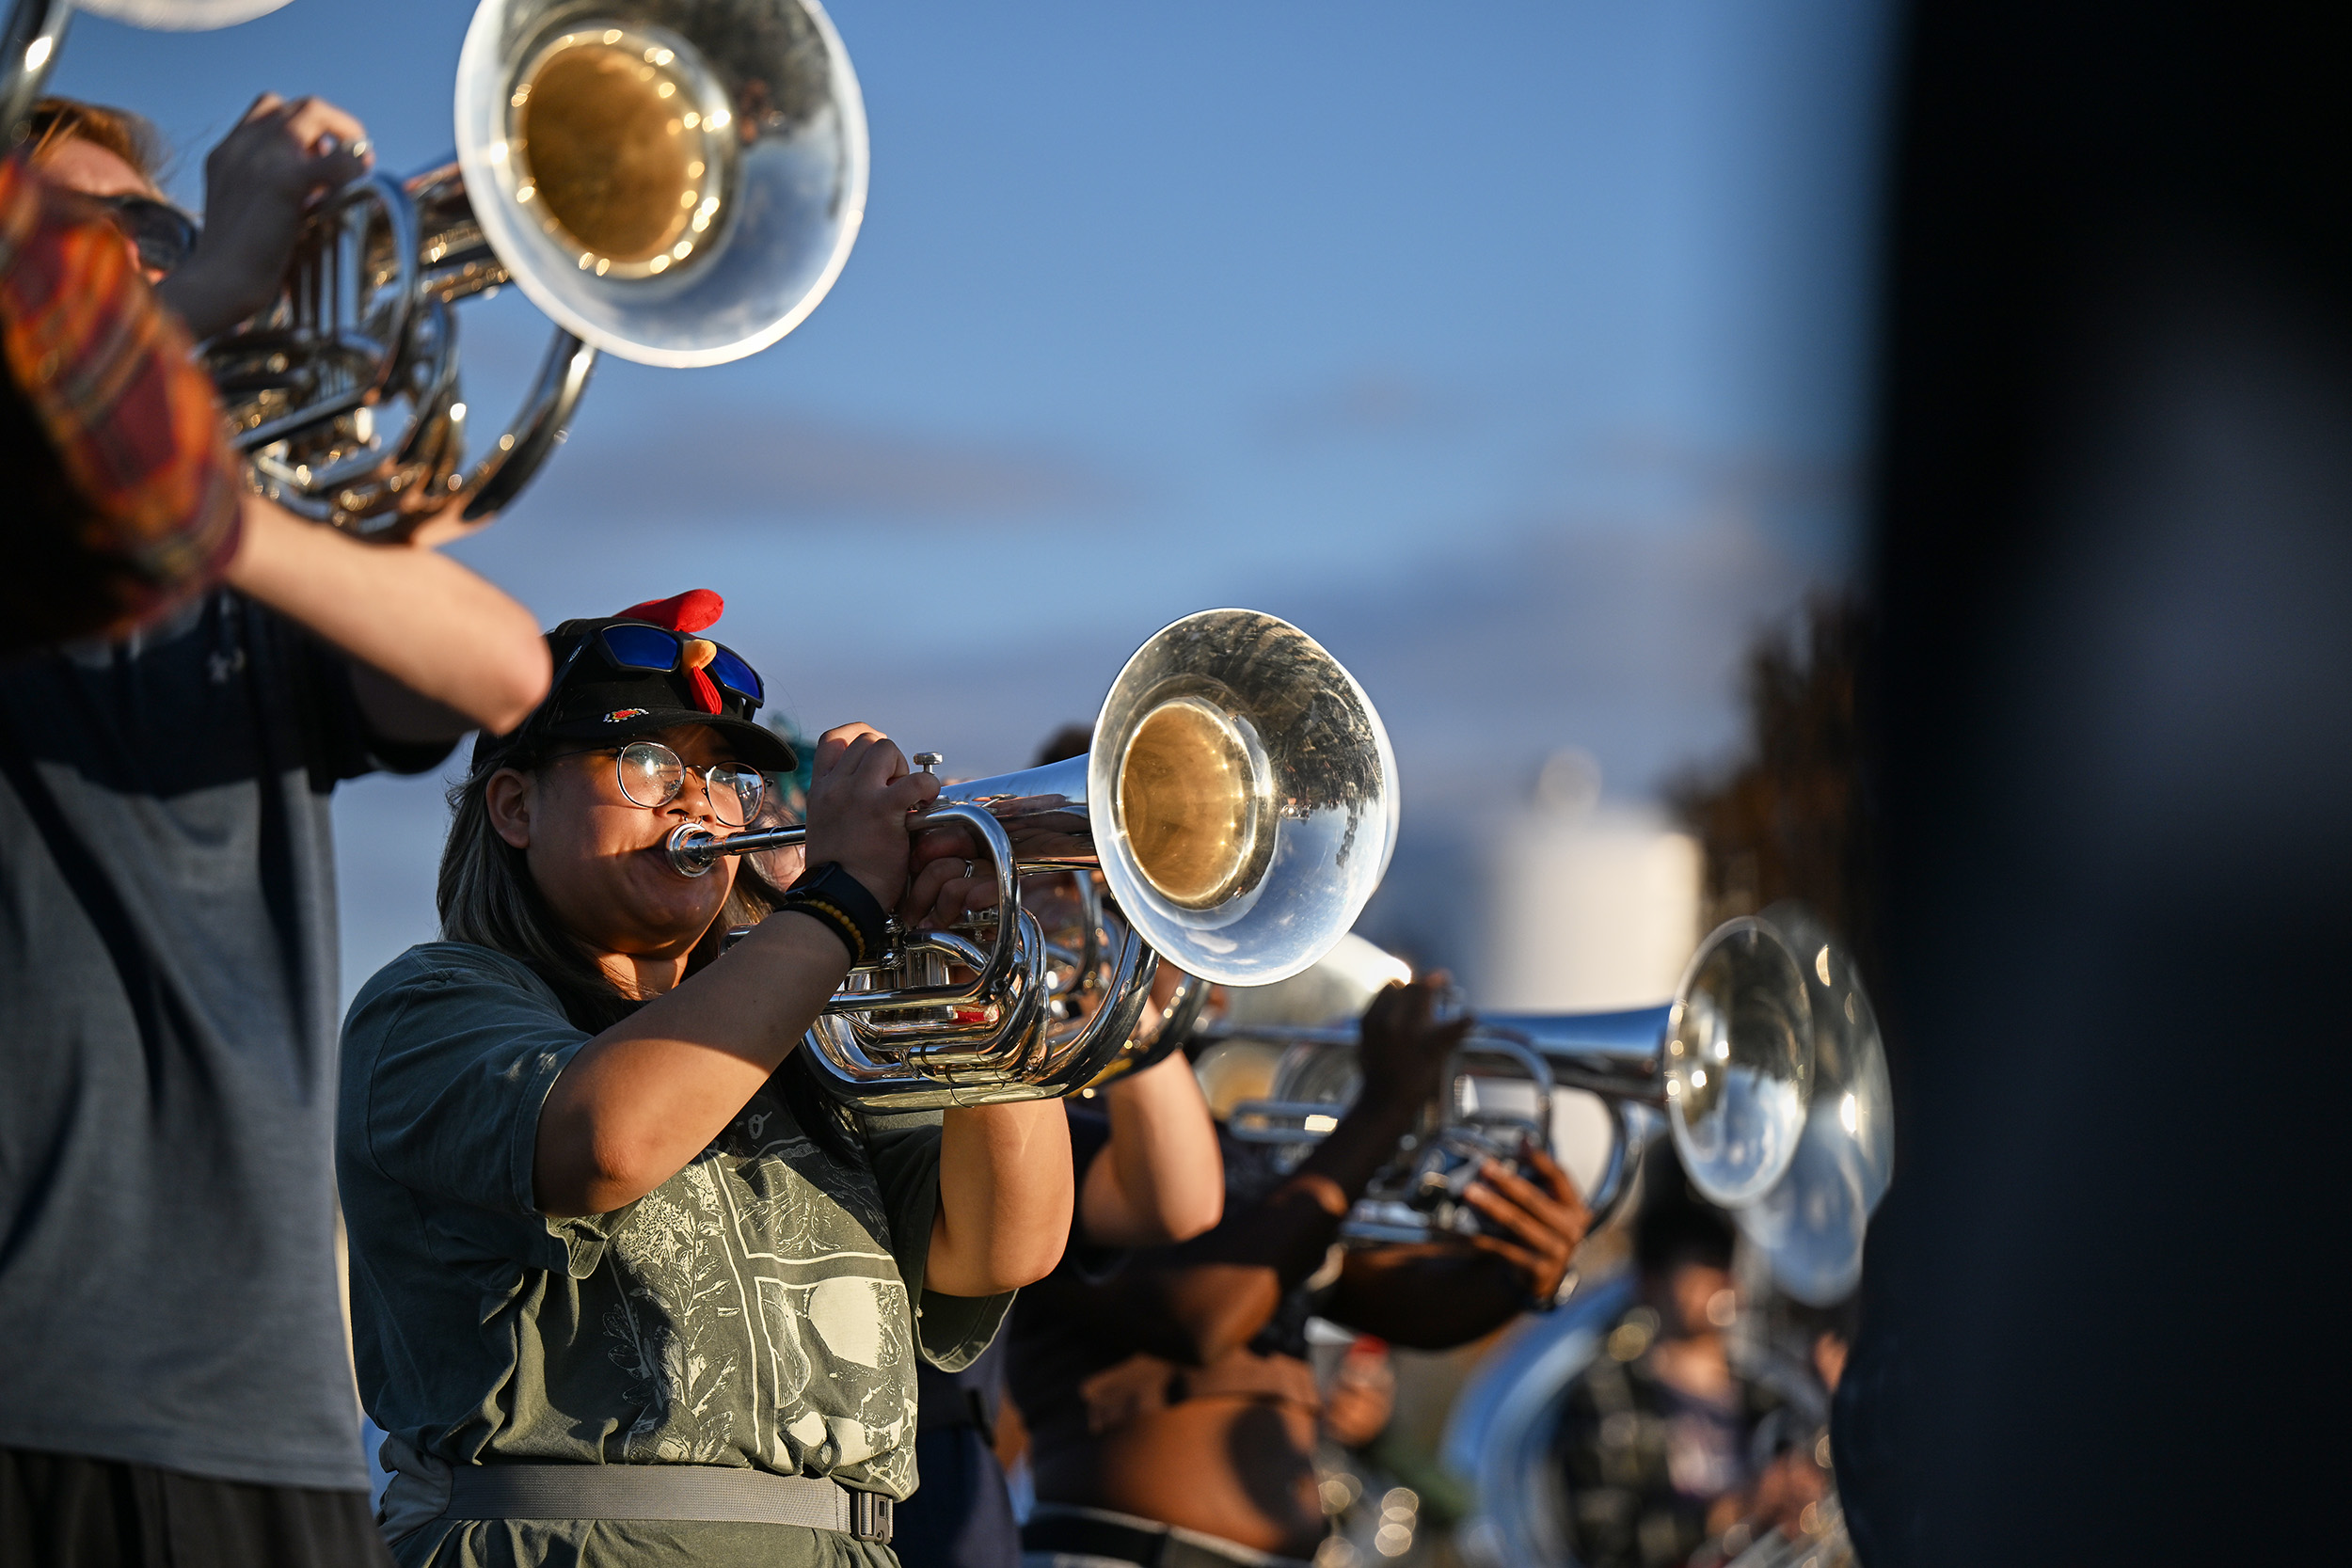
[1211,903,1894,1306]
[199,0,867,534]
[685,609,1400,1111]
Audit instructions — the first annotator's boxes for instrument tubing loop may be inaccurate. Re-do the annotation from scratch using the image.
[440,1463,893,1542]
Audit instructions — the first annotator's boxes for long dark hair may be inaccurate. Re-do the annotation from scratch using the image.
[436,733,856,1152]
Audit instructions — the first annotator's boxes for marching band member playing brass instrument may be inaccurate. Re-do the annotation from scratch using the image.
[0,92,548,1568]
[1006,978,1593,1568]
[339,592,1073,1568]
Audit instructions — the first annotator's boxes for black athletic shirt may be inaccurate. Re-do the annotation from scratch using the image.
[0,592,451,1489]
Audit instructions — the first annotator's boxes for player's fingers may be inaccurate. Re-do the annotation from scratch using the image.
[1464,1233,1545,1275]
[280,96,370,160]
[1461,1181,1557,1251]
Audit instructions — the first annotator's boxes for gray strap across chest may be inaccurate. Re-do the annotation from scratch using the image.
[443,1464,894,1542]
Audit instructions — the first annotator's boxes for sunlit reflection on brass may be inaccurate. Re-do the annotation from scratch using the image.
[1118,697,1263,910]
[1665,921,1810,1208]
[514,27,725,277]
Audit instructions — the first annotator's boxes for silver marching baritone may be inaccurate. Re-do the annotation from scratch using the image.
[223,0,866,533]
[4,0,867,534]
[681,608,1399,1111]
[1212,903,1894,1306]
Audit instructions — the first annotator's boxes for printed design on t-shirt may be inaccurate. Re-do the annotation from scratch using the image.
[604,1163,745,1464]
[596,1089,919,1492]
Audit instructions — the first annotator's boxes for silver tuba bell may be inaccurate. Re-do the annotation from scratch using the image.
[199,0,866,535]
[1216,904,1894,1304]
[679,609,1397,1109]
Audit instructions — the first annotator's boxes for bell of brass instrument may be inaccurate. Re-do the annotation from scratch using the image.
[4,0,291,143]
[1217,906,1893,1300]
[677,608,1398,1110]
[201,0,866,535]
[1722,903,1892,1305]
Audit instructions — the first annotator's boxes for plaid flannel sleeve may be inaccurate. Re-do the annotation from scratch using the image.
[0,150,243,654]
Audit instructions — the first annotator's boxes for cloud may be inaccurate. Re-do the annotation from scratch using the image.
[1285,511,1812,809]
[516,408,1125,524]
[1259,369,1478,446]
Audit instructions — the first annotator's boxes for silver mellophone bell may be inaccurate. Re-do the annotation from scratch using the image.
[5,0,866,536]
[689,608,1398,1113]
[1205,903,1894,1306]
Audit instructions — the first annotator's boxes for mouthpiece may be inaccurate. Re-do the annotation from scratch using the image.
[663,820,809,879]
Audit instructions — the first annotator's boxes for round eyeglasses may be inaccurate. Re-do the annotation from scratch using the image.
[560,741,767,828]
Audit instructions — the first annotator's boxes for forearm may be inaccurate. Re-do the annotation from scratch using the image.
[1101,1097,1415,1361]
[224,496,548,733]
[533,912,851,1216]
[1210,1095,1417,1285]
[1295,1095,1419,1201]
[1083,1053,1224,1246]
[1096,1166,1387,1366]
[927,1101,1073,1295]
[1325,1246,1525,1349]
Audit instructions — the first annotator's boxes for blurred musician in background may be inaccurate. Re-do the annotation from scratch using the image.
[896,726,1228,1568]
[0,93,548,1568]
[1552,1157,1818,1568]
[1006,979,1591,1568]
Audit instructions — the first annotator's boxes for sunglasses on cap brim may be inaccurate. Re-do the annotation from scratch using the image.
[586,622,765,706]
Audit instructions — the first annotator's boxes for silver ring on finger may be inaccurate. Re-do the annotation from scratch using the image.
[962,861,976,880]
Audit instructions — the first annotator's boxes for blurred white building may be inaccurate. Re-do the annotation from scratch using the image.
[1478,751,1703,1012]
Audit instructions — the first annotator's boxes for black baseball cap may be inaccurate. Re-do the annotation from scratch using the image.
[484,590,797,774]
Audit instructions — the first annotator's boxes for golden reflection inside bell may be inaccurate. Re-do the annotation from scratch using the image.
[1118,697,1261,910]
[513,27,723,276]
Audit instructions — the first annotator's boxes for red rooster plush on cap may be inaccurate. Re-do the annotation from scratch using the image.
[617,589,727,715]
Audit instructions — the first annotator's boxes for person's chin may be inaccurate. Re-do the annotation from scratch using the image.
[618,842,722,915]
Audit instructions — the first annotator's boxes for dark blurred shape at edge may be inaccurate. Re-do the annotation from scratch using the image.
[1838,1,2348,1563]
[1669,594,1877,993]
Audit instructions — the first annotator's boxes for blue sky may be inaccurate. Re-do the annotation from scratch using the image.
[51,0,1894,991]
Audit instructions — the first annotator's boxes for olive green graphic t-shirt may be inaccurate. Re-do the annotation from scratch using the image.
[339,942,1011,1568]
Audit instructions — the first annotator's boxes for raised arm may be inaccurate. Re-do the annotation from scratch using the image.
[1079,1045,1225,1248]
[142,92,547,738]
[223,494,548,738]
[1051,980,1463,1366]
[925,1100,1074,1296]
[157,93,373,341]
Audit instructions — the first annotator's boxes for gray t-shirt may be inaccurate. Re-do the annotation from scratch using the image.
[0,591,447,1489]
[338,942,1011,1568]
